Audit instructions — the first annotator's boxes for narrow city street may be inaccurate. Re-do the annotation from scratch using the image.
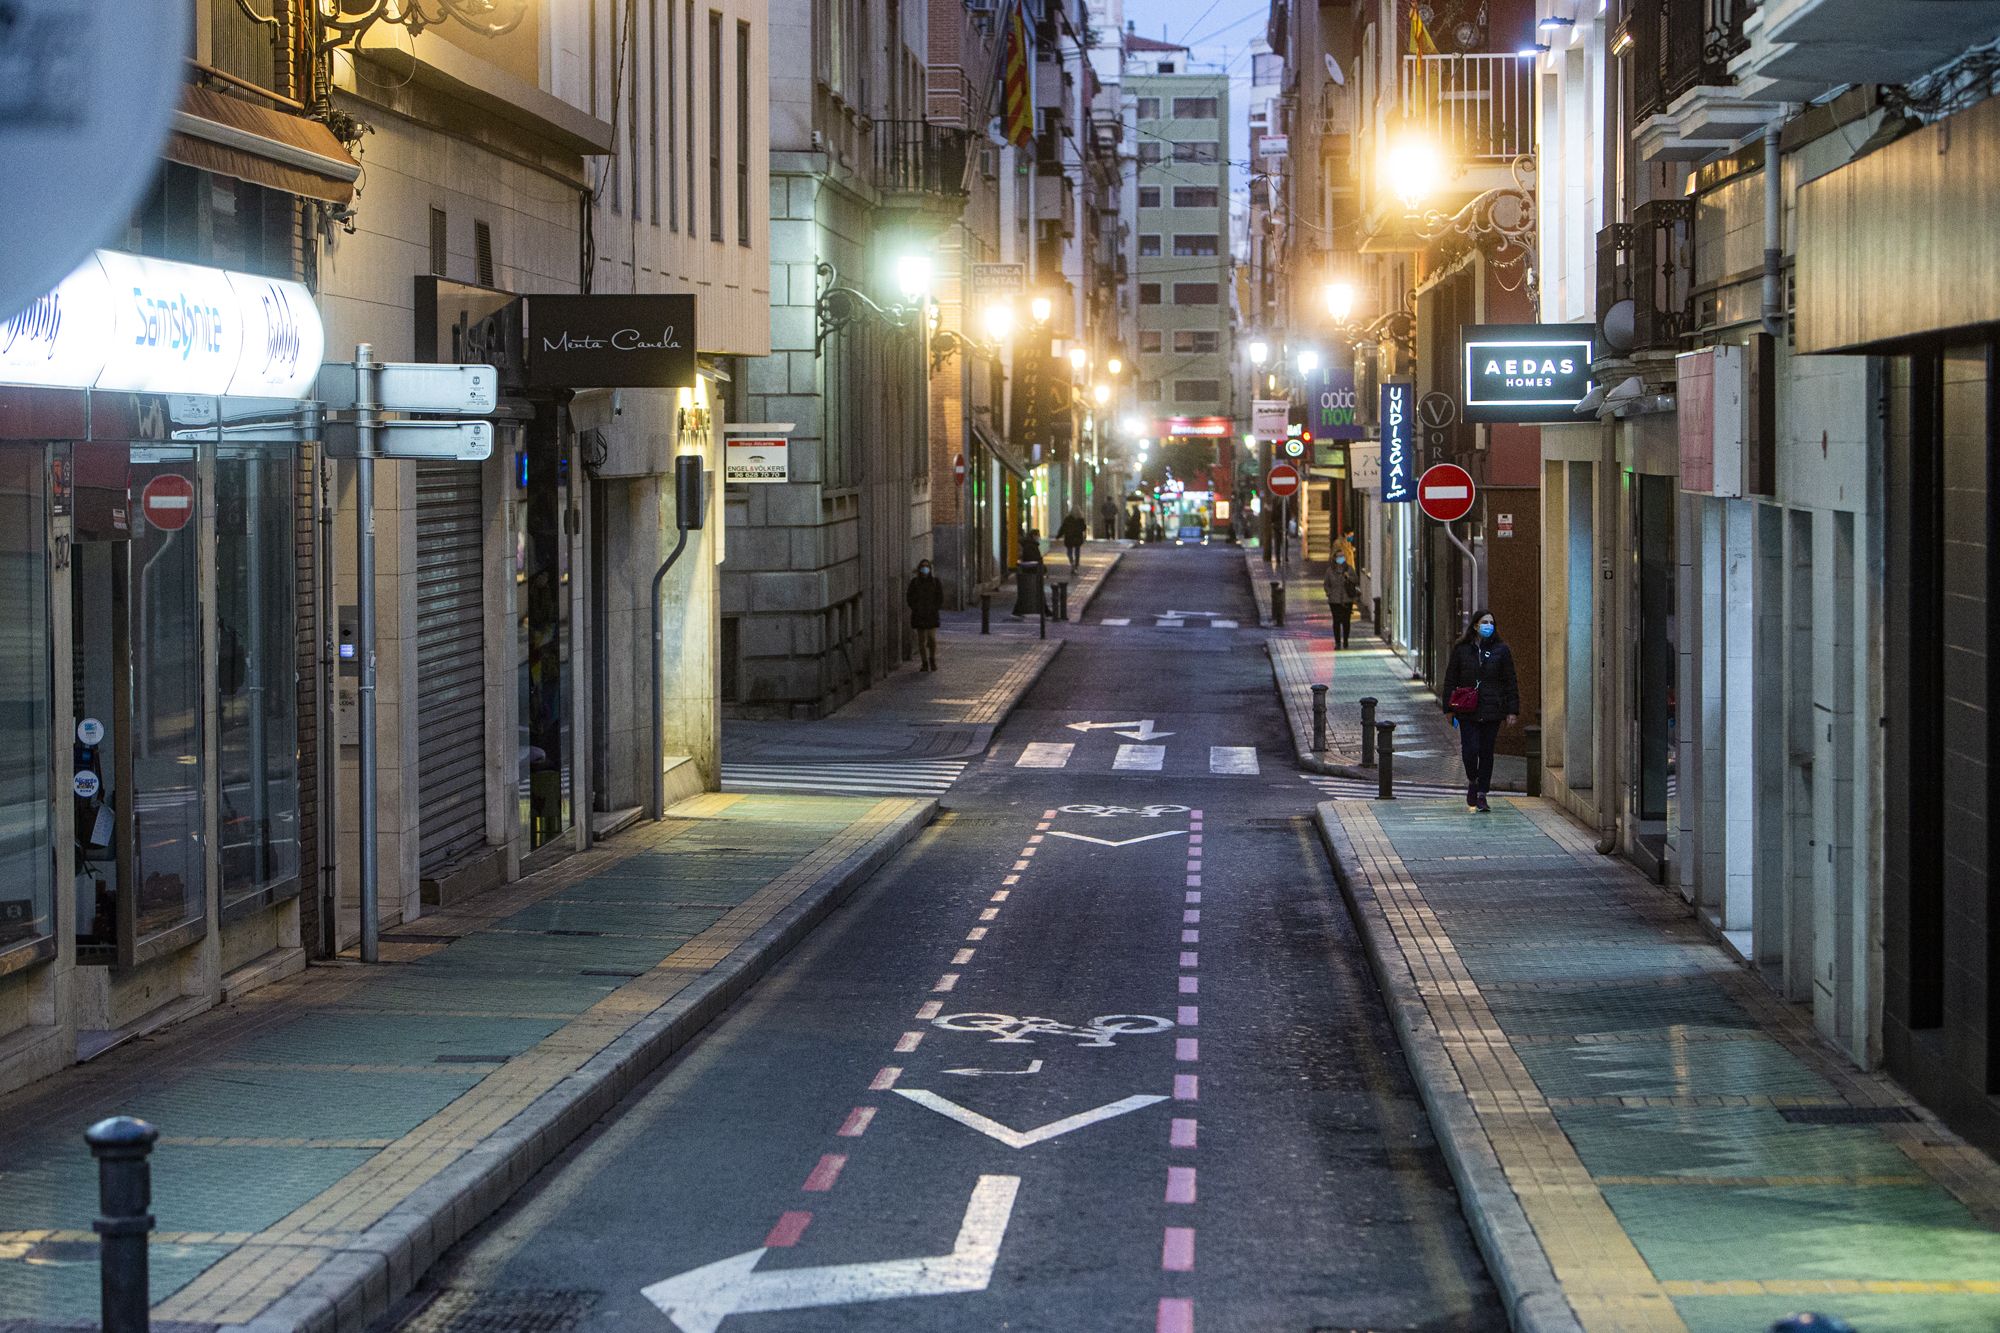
[383,546,1501,1332]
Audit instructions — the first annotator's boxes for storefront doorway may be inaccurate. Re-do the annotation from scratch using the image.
[516,406,573,853]
[1633,472,1676,875]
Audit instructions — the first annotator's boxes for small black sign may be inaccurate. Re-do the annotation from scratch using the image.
[524,294,697,389]
[1460,324,1594,424]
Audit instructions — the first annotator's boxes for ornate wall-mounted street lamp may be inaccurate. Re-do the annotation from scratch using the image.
[306,0,529,56]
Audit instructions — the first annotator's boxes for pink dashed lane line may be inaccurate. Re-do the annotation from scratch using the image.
[1161,1227,1196,1272]
[933,973,960,992]
[1186,859,1202,872]
[1174,1074,1199,1100]
[1036,821,1052,832]
[1185,875,1201,888]
[1043,808,1058,819]
[1179,976,1198,994]
[869,1067,902,1090]
[1171,1117,1198,1148]
[1179,951,1199,968]
[1185,891,1201,904]
[1183,909,1200,924]
[915,1000,943,1020]
[1002,875,1020,886]
[1165,1166,1197,1204]
[1157,1298,1194,1333]
[836,1107,876,1137]
[1012,860,1031,871]
[1176,1038,1199,1062]
[1181,930,1199,944]
[895,1032,924,1052]
[802,1154,847,1192]
[1188,833,1203,848]
[1028,834,1045,845]
[953,948,977,964]
[765,1211,813,1248]
[1178,1005,1198,1026]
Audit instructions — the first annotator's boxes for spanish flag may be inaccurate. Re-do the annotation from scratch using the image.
[1003,5,1034,148]
[1408,4,1440,55]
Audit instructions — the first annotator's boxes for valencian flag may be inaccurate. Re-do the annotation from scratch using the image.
[1002,4,1034,148]
[1408,4,1440,55]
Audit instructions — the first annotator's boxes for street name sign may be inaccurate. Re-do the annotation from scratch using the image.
[322,419,493,461]
[1417,463,1476,523]
[316,362,498,414]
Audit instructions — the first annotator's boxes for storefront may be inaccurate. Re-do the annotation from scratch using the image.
[0,249,323,1082]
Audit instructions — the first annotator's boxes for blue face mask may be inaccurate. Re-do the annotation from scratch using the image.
[1477,622,1495,639]
[1334,555,1346,565]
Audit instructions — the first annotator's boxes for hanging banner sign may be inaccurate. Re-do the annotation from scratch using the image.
[0,250,324,398]
[1251,399,1289,438]
[1315,367,1364,440]
[1460,323,1595,423]
[523,293,696,390]
[1380,378,1414,503]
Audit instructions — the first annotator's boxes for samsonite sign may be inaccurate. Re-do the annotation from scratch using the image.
[1460,324,1594,423]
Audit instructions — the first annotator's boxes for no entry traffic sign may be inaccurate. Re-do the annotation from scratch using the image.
[1267,462,1301,498]
[953,453,966,483]
[140,473,195,532]
[1416,463,1475,523]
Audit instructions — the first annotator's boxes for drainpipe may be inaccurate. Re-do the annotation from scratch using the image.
[1761,109,1792,338]
[1595,412,1619,856]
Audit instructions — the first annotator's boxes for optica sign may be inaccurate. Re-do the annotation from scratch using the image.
[1314,367,1364,440]
[0,250,325,399]
[1380,379,1414,503]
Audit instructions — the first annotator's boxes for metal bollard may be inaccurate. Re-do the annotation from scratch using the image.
[1359,697,1379,767]
[1055,582,1069,621]
[1271,581,1285,627]
[1376,721,1397,800]
[1524,723,1543,798]
[1038,593,1046,640]
[86,1115,158,1333]
[1311,683,1328,753]
[980,592,990,635]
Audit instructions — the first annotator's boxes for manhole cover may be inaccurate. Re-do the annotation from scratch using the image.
[1778,1106,1917,1125]
[402,1289,597,1333]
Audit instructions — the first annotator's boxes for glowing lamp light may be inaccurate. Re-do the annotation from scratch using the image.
[894,254,934,300]
[1297,349,1321,374]
[1068,346,1087,371]
[1106,356,1123,376]
[1383,136,1445,212]
[1247,339,1269,365]
[1324,280,1356,323]
[1030,295,1054,324]
[982,301,1015,341]
[1092,382,1111,405]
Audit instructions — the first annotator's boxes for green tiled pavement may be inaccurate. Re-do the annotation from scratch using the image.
[0,792,906,1326]
[1360,797,2000,1331]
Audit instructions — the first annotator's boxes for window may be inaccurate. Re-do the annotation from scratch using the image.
[1139,283,1161,305]
[1135,96,1160,120]
[1173,233,1219,256]
[428,208,447,277]
[1139,330,1162,352]
[1137,141,1163,165]
[1173,330,1219,353]
[1171,142,1219,163]
[686,0,697,237]
[1172,186,1219,208]
[473,220,494,287]
[1138,234,1161,256]
[1138,186,1161,208]
[651,0,663,224]
[1139,380,1162,402]
[1175,379,1221,402]
[1173,282,1219,305]
[0,451,51,965]
[709,12,724,241]
[1172,96,1218,119]
[737,21,751,245]
[629,6,642,215]
[666,0,678,228]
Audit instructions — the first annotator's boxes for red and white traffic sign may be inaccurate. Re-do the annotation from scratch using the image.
[953,453,966,483]
[1267,462,1301,498]
[140,474,195,532]
[1416,463,1476,523]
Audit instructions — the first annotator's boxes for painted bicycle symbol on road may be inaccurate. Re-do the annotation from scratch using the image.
[1055,804,1190,819]
[933,1012,1175,1048]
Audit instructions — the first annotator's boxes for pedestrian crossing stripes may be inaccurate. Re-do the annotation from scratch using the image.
[722,759,969,798]
[1113,743,1166,772]
[1096,616,1238,629]
[1014,743,1260,776]
[1302,773,1470,802]
[1016,742,1075,768]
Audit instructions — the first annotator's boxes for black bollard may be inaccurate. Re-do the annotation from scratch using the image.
[1055,582,1069,621]
[981,592,991,635]
[1271,581,1285,627]
[1524,723,1543,798]
[86,1116,159,1333]
[1376,721,1397,800]
[1359,697,1379,767]
[1311,683,1328,753]
[1038,588,1046,640]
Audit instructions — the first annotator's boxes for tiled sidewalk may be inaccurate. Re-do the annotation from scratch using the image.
[0,792,931,1332]
[1320,796,2000,1333]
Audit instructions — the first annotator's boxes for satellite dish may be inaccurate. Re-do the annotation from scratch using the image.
[0,0,189,323]
[1600,297,1637,354]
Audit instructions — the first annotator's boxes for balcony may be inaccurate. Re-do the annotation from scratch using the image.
[1747,0,2000,89]
[1352,53,1533,251]
[871,120,970,226]
[1630,0,1776,159]
[1400,54,1532,164]
[1594,200,1696,355]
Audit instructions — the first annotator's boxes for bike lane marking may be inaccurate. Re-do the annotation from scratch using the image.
[1161,808,1204,1327]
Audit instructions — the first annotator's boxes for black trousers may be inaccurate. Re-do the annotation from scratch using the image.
[1065,541,1082,570]
[1327,601,1353,648]
[1457,716,1502,801]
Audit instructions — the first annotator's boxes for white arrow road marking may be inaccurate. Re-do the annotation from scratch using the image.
[1015,742,1074,768]
[1046,828,1189,848]
[1163,610,1224,618]
[1113,744,1166,771]
[641,1175,1020,1333]
[1066,720,1145,732]
[1209,746,1260,775]
[943,1059,1045,1076]
[1114,720,1174,741]
[893,1090,1168,1148]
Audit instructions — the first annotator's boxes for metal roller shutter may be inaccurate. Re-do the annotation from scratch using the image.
[415,462,488,875]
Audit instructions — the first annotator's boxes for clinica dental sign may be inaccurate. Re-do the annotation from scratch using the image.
[1460,325,1595,424]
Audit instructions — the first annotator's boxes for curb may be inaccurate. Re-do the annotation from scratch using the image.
[226,799,938,1333]
[1063,547,1123,622]
[1312,801,1583,1333]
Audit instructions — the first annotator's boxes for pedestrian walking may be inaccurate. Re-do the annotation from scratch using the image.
[1323,552,1360,649]
[1333,527,1359,570]
[1012,528,1045,617]
[906,559,943,672]
[1059,510,1087,572]
[1440,609,1520,813]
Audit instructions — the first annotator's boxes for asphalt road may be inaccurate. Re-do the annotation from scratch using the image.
[383,545,1501,1333]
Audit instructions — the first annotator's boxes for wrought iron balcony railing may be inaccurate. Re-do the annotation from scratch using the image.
[872,120,971,209]
[1595,199,1696,353]
[1399,53,1533,163]
[1632,0,1751,120]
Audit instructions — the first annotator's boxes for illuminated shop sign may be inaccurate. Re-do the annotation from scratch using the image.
[0,250,324,398]
[1380,379,1413,503]
[1460,324,1594,423]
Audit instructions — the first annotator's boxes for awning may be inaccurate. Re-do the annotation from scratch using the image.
[164,84,360,205]
[970,420,1032,480]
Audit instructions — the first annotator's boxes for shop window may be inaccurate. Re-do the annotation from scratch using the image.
[0,451,52,969]
[216,451,300,912]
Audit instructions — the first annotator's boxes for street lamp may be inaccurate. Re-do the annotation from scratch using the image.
[1030,295,1053,324]
[1296,349,1321,375]
[982,300,1015,342]
[1106,356,1123,376]
[1247,339,1269,365]
[1120,415,1143,437]
[1068,346,1087,372]
[1092,383,1111,405]
[1324,280,1357,323]
[1383,135,1446,213]
[894,254,934,302]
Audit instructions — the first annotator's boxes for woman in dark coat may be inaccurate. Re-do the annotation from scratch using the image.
[1439,608,1520,812]
[906,559,944,671]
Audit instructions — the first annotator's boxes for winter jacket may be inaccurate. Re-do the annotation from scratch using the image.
[906,573,944,629]
[1441,636,1521,722]
[1019,534,1043,566]
[1059,515,1087,548]
[1323,562,1360,605]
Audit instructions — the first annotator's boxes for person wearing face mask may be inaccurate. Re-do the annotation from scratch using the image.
[1323,550,1360,649]
[1440,609,1520,812]
[907,558,944,672]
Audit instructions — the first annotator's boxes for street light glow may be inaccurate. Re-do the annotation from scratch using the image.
[1106,356,1122,376]
[1068,346,1087,371]
[1384,135,1445,212]
[1324,280,1356,323]
[1297,349,1321,374]
[894,254,934,300]
[1030,295,1054,324]
[982,301,1015,341]
[1092,382,1111,404]
[1121,415,1142,437]
[1248,339,1269,365]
